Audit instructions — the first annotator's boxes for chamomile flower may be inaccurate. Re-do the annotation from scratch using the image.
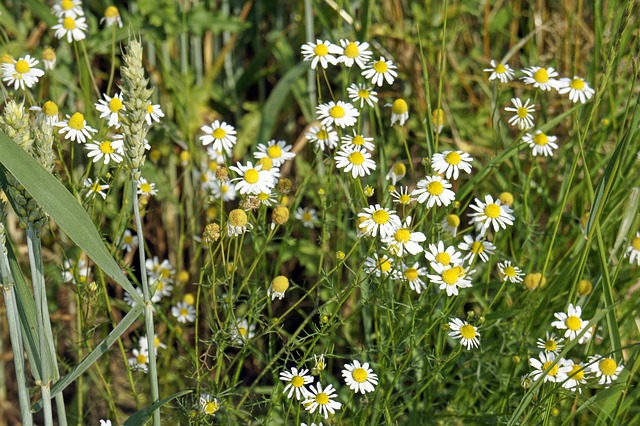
[306,125,339,151]
[118,230,138,253]
[386,162,406,185]
[139,335,167,351]
[341,131,375,151]
[334,145,376,178]
[99,420,112,426]
[362,57,398,86]
[210,180,237,202]
[428,264,472,296]
[431,108,445,134]
[57,112,97,143]
[95,92,125,128]
[30,100,60,126]
[302,383,342,419]
[411,175,456,208]
[1,55,45,90]
[441,214,460,237]
[199,393,220,415]
[52,16,88,42]
[257,190,277,206]
[347,83,378,108]
[587,355,624,388]
[364,253,394,277]
[424,241,463,269]
[62,258,90,284]
[523,130,559,157]
[624,232,640,266]
[390,186,414,205]
[137,177,158,196]
[536,332,564,355]
[431,150,473,180]
[171,301,196,323]
[399,262,428,293]
[200,120,236,152]
[497,260,524,283]
[448,318,481,350]
[562,360,587,392]
[556,76,595,104]
[227,209,252,237]
[254,139,295,166]
[294,207,318,228]
[468,194,515,236]
[145,103,164,125]
[42,47,56,70]
[342,360,378,394]
[255,157,280,185]
[504,98,535,130]
[459,234,495,263]
[389,99,409,126]
[128,347,150,373]
[84,178,109,199]
[229,161,274,195]
[316,100,359,128]
[521,66,560,91]
[529,352,571,383]
[338,40,372,68]
[382,216,426,256]
[85,138,125,165]
[551,303,592,344]
[269,275,290,300]
[301,39,342,69]
[232,319,255,344]
[280,367,314,400]
[100,5,123,28]
[483,60,515,83]
[358,204,401,238]
[52,0,84,18]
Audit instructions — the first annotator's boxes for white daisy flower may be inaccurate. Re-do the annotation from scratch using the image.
[305,125,339,151]
[118,229,138,253]
[85,138,125,165]
[84,178,109,200]
[382,216,426,257]
[362,56,398,86]
[200,120,236,153]
[334,145,376,178]
[431,150,473,180]
[145,103,165,125]
[398,262,428,293]
[199,393,220,415]
[302,382,342,419]
[139,335,167,352]
[171,301,196,323]
[229,161,274,195]
[294,207,318,229]
[427,264,472,296]
[386,162,406,185]
[52,16,88,42]
[30,100,60,126]
[497,260,524,283]
[338,40,372,68]
[137,177,158,197]
[448,318,480,350]
[1,55,45,90]
[504,98,535,130]
[301,39,342,69]
[411,175,456,208]
[268,275,289,300]
[483,60,515,83]
[316,100,359,128]
[523,130,559,157]
[550,303,593,344]
[232,319,255,344]
[458,234,495,263]
[254,139,295,166]
[210,180,237,202]
[468,194,515,236]
[57,112,97,143]
[99,420,112,426]
[625,232,640,266]
[52,0,85,18]
[342,360,378,394]
[279,367,313,400]
[347,83,378,108]
[441,214,460,237]
[556,76,595,104]
[227,209,252,237]
[100,6,123,28]
[536,332,564,355]
[529,352,571,383]
[424,241,463,269]
[587,355,624,388]
[390,186,415,205]
[389,99,409,126]
[363,253,394,277]
[562,359,587,393]
[61,258,90,284]
[521,66,560,91]
[357,204,402,239]
[128,347,150,373]
[95,92,125,128]
[341,131,375,151]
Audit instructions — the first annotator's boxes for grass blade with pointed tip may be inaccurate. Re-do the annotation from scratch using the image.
[123,389,193,426]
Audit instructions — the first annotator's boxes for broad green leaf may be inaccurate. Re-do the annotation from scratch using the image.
[0,131,144,306]
[123,389,193,426]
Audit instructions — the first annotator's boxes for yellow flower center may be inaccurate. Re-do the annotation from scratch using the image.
[271,275,289,293]
[147,104,155,113]
[432,108,445,125]
[136,353,147,364]
[533,132,548,146]
[533,68,549,83]
[257,157,273,170]
[392,99,408,114]
[442,267,461,285]
[267,144,282,158]
[427,180,444,196]
[565,315,582,331]
[544,339,557,351]
[244,169,260,184]
[302,212,312,221]
[404,268,418,281]
[392,163,406,175]
[568,364,584,380]
[399,194,411,204]
[15,59,30,74]
[499,192,514,206]
[203,400,219,415]
[68,112,85,130]
[352,135,365,146]
[446,214,460,227]
[212,127,227,139]
[43,48,56,61]
[542,360,559,377]
[258,192,270,201]
[435,252,451,265]
[105,6,119,18]
[180,308,188,317]
[517,107,529,119]
[460,324,476,339]
[484,203,501,219]
[445,151,462,165]
[631,236,640,250]
[349,151,365,165]
[108,97,123,113]
[315,392,329,405]
[352,367,368,383]
[314,44,329,57]
[43,101,58,117]
[344,42,359,58]
[373,60,388,73]
[358,89,370,99]
[91,181,102,193]
[394,228,411,244]
[495,63,507,73]
[330,105,345,118]
[378,258,391,273]
[61,0,74,11]
[238,327,247,337]
[228,209,248,227]
[140,183,152,193]
[599,358,617,376]
[123,235,133,244]
[100,141,115,154]
[372,209,389,224]
[291,375,304,387]
[570,78,585,90]
[470,241,484,254]
[63,17,77,30]
[317,129,329,140]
